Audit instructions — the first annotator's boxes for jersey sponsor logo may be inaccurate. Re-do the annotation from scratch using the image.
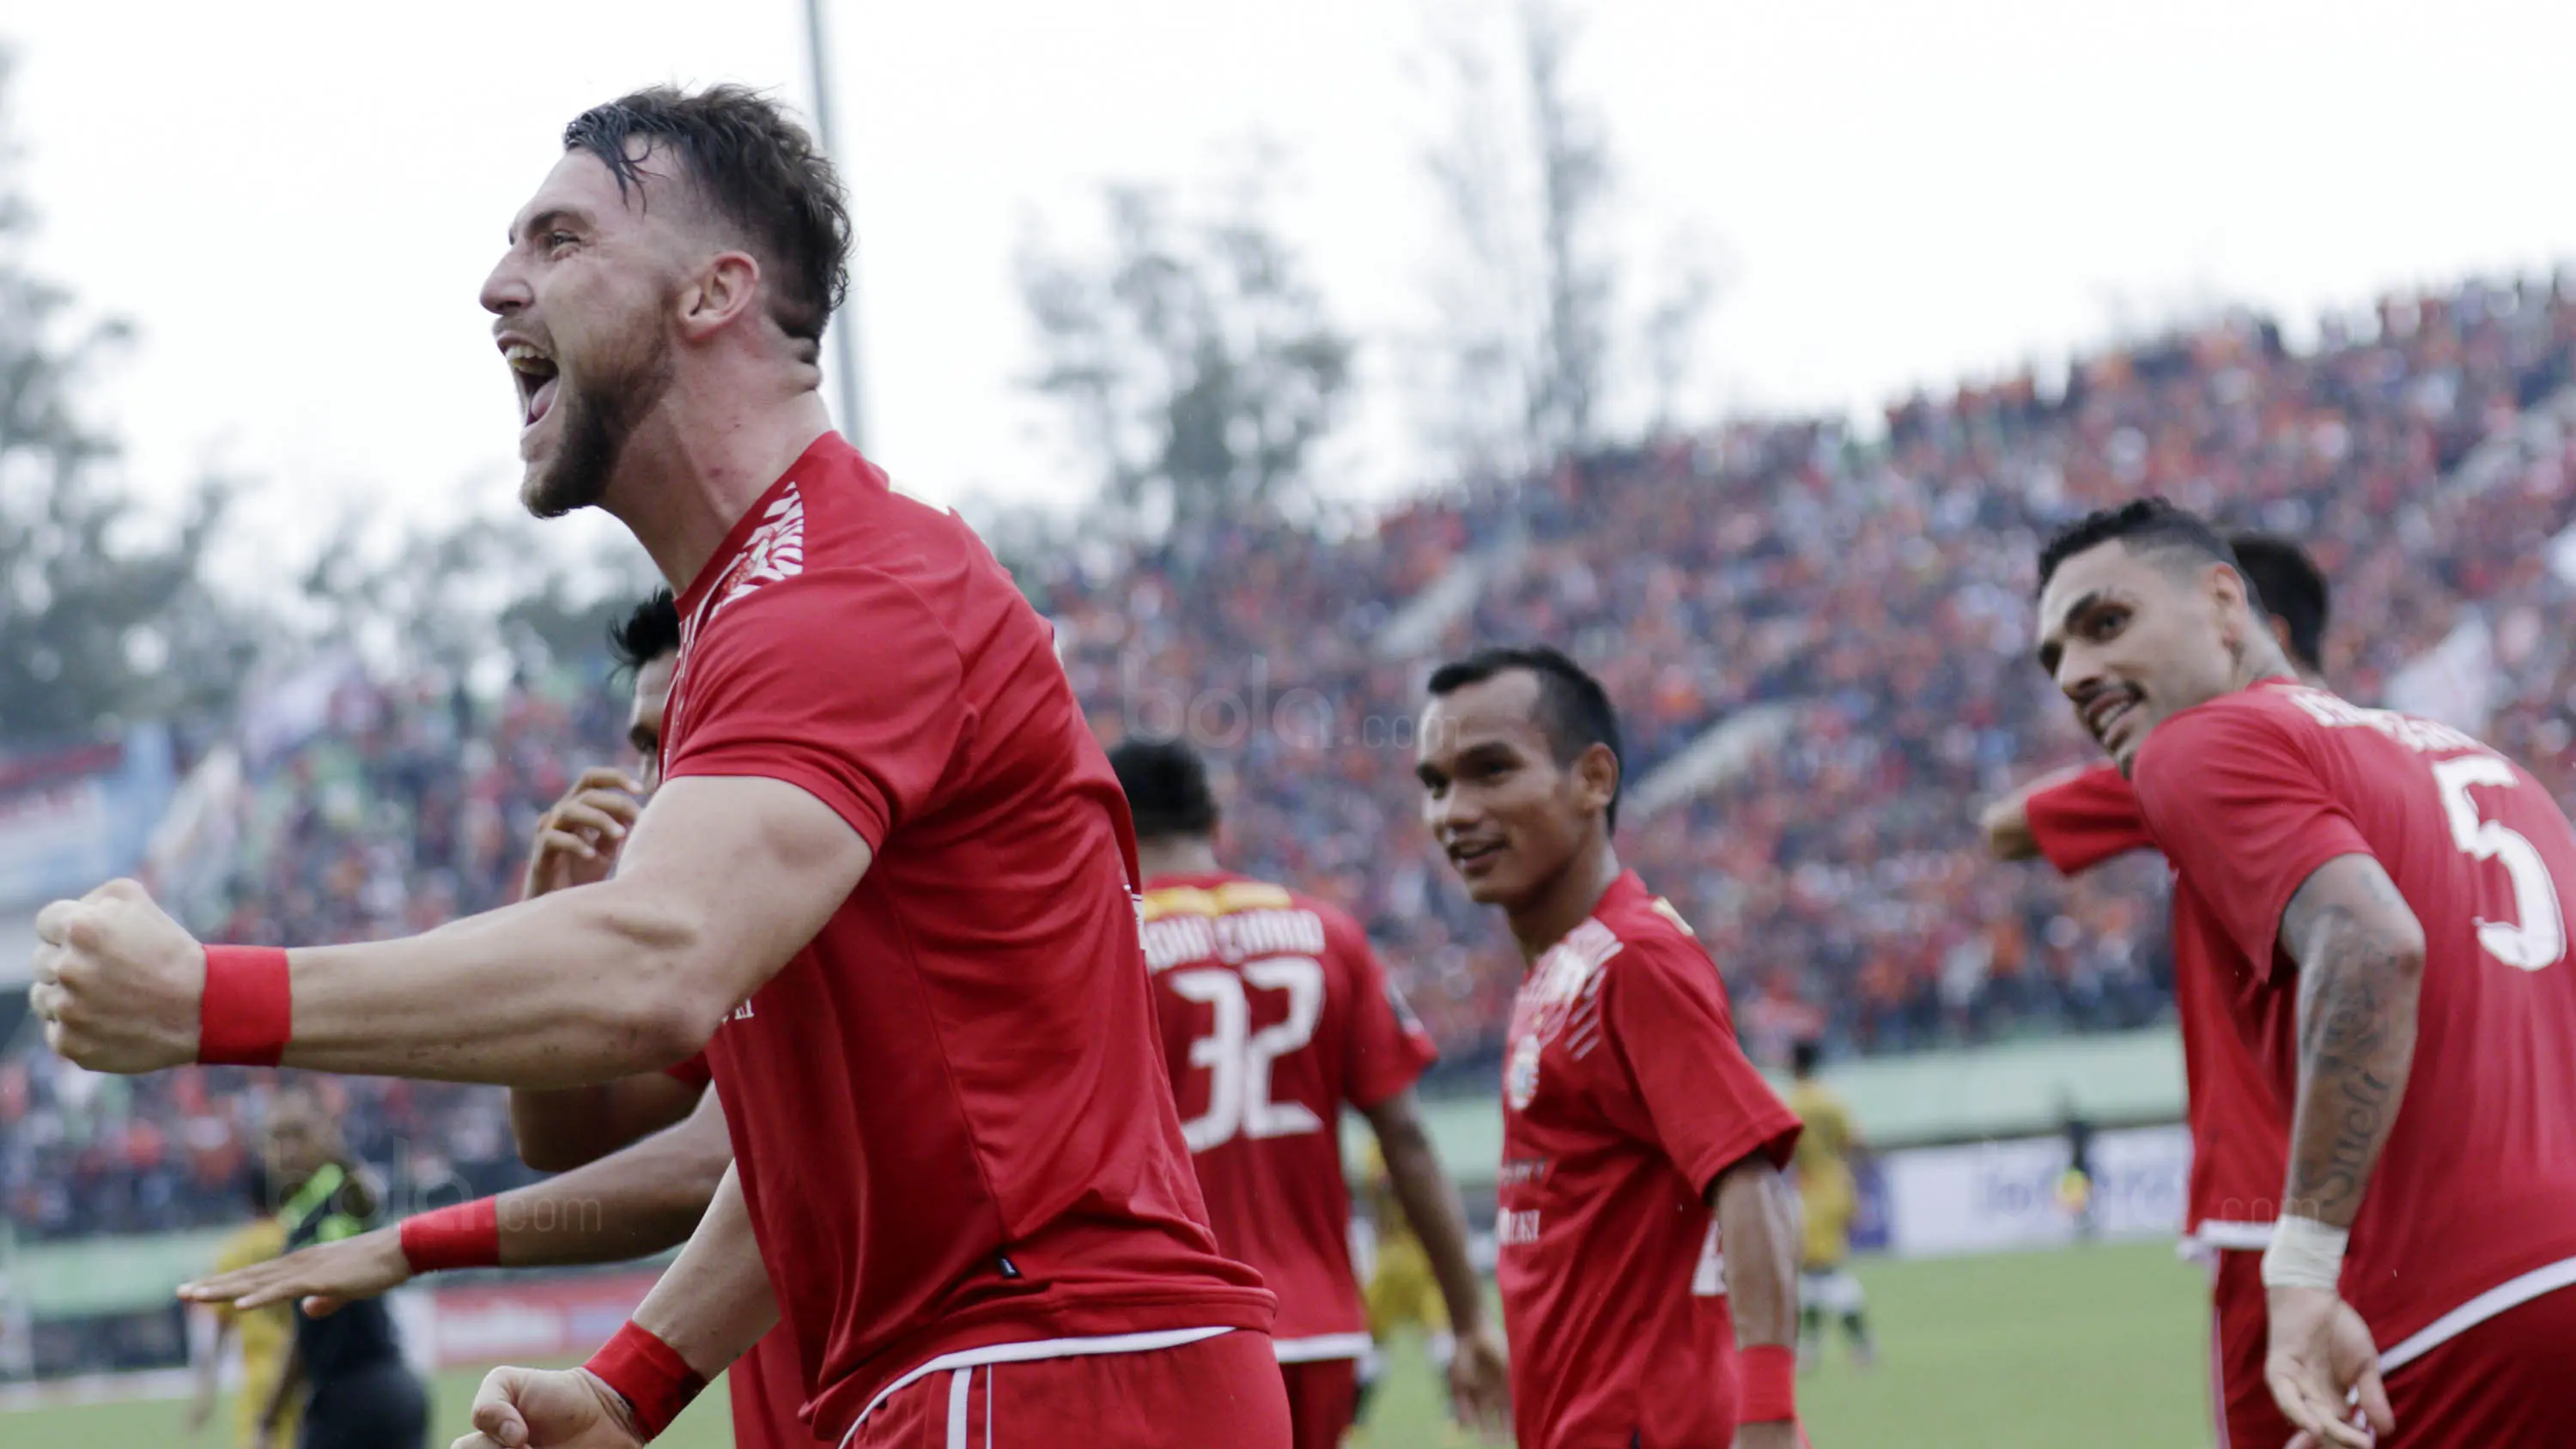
[1497,1208,1543,1246]
[1498,1155,1552,1188]
[1505,1032,1544,1112]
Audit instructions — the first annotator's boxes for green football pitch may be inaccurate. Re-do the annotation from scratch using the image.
[5,1240,2214,1447]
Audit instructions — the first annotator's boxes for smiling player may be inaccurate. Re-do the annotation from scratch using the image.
[2033,499,2576,1446]
[1413,645,1805,1449]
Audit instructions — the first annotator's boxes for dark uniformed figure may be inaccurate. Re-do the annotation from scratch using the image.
[253,1088,428,1449]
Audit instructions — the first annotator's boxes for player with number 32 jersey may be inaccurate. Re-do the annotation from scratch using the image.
[1142,875,1438,1361]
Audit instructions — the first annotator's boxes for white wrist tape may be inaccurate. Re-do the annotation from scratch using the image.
[2262,1215,2349,1291]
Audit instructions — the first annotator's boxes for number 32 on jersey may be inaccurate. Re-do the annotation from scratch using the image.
[1170,955,1327,1150]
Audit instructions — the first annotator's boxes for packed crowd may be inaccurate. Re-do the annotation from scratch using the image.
[12,273,2576,1242]
[1041,274,2576,1067]
[3,674,621,1240]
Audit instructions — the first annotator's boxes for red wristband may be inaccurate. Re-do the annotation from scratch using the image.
[585,1320,706,1442]
[1737,1343,1797,1424]
[399,1198,501,1274]
[198,945,292,1067]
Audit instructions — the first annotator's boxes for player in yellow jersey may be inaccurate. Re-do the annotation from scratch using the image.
[1785,1040,1874,1369]
[187,1168,301,1449]
[1356,1138,1449,1348]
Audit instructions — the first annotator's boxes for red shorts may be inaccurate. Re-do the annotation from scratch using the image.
[1277,1358,1358,1449]
[851,1331,1292,1449]
[2379,1279,2576,1447]
[2209,1251,2295,1449]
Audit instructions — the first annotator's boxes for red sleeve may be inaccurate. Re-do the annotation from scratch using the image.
[2131,700,2375,980]
[665,575,966,848]
[1331,913,1438,1111]
[1602,942,1802,1196]
[2025,763,2156,875]
[663,1053,714,1090]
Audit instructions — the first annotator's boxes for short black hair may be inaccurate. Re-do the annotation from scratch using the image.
[563,85,852,345]
[1791,1039,1823,1077]
[1425,644,1625,832]
[1109,737,1219,842]
[2034,497,2248,602]
[608,590,681,676]
[2226,531,2330,675]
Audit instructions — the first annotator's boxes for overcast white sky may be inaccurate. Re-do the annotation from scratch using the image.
[12,0,2576,581]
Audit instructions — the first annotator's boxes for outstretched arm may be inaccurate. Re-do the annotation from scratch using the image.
[1979,787,2043,862]
[511,1074,706,1173]
[2263,852,2422,1447]
[507,767,708,1170]
[32,775,870,1085]
[184,1090,736,1318]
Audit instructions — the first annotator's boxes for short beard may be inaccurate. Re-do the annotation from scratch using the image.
[521,305,677,520]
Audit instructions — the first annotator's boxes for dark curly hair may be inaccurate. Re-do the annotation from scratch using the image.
[563,84,852,346]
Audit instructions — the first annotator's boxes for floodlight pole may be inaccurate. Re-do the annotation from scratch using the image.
[805,0,866,449]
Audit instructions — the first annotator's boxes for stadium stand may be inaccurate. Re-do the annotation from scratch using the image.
[11,273,2576,1256]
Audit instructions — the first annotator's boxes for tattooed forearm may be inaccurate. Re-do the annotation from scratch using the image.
[2278,857,2424,1228]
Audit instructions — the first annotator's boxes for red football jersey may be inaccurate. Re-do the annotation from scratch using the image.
[2134,681,2576,1352]
[660,434,1272,1437]
[728,1328,818,1448]
[1494,871,1801,1449]
[1140,870,1439,1357]
[646,1052,814,1446]
[2023,762,2156,875]
[2024,764,2287,1245]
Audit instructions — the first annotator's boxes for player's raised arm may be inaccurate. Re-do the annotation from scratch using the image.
[28,773,871,1085]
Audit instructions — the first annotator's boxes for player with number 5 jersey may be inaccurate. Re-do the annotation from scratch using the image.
[1111,739,1511,1449]
[2036,500,2576,1449]
[1415,647,1807,1449]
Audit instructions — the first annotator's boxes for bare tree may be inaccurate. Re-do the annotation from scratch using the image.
[1642,227,1723,438]
[1418,1,1617,479]
[1522,0,1612,460]
[1018,155,1353,536]
[0,51,248,747]
[1416,2,1728,476]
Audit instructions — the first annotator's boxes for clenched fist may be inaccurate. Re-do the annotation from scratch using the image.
[453,1366,643,1449]
[29,879,210,1073]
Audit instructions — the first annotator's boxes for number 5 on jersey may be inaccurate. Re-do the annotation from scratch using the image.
[1170,956,1327,1150]
[2433,754,2567,971]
